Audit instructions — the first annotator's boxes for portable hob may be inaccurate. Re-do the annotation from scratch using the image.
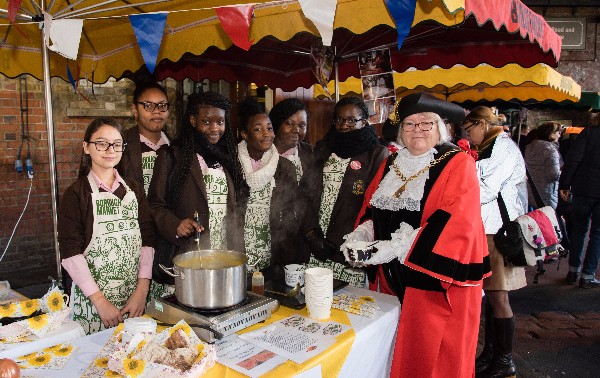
[146,292,279,343]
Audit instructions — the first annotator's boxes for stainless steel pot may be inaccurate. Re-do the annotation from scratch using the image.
[160,249,248,309]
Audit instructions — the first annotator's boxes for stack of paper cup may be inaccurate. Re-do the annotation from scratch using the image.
[304,267,334,320]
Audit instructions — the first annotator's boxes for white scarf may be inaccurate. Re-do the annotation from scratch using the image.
[370,147,437,212]
[238,141,279,190]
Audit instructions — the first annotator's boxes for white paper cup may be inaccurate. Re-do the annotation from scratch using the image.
[122,317,157,343]
[304,268,333,320]
[284,264,305,287]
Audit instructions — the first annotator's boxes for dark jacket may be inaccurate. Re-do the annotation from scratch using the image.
[298,141,315,176]
[147,145,239,251]
[559,126,600,199]
[117,127,145,188]
[237,157,310,267]
[58,175,154,260]
[302,142,389,263]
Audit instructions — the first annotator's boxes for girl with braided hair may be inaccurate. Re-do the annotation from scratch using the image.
[236,97,309,271]
[148,91,247,293]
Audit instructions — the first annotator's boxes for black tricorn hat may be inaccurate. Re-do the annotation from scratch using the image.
[392,92,466,125]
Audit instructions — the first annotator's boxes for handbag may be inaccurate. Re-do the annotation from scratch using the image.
[151,146,178,285]
[493,169,563,283]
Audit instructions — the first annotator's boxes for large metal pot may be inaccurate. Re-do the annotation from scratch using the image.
[160,249,247,309]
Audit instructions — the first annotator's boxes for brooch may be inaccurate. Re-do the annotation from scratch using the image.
[350,161,362,170]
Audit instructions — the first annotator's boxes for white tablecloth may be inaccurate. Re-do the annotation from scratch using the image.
[19,287,400,377]
[0,320,85,360]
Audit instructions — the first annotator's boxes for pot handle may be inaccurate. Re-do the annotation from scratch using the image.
[158,264,181,278]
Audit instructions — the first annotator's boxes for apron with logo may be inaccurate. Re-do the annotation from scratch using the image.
[141,150,158,194]
[203,167,228,249]
[244,179,274,271]
[309,154,366,288]
[71,174,142,334]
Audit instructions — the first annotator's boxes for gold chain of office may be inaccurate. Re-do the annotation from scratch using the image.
[391,149,459,198]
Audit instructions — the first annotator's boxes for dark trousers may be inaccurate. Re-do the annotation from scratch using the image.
[568,195,600,277]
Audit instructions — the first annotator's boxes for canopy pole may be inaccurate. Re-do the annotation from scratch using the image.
[334,47,339,102]
[40,0,62,285]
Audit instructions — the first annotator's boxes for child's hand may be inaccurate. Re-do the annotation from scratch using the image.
[90,292,123,328]
[120,279,150,318]
[176,218,203,238]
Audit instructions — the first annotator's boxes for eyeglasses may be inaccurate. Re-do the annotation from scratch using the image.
[136,101,170,112]
[462,120,482,131]
[401,121,436,132]
[335,117,365,128]
[88,141,127,152]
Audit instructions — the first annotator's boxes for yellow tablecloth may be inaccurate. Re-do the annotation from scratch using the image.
[205,306,355,377]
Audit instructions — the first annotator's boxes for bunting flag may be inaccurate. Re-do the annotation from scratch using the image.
[8,0,22,23]
[383,0,417,49]
[43,12,83,60]
[215,5,254,51]
[66,63,77,92]
[298,0,337,46]
[129,13,167,74]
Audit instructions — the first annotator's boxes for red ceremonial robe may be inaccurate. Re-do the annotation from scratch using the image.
[356,146,491,378]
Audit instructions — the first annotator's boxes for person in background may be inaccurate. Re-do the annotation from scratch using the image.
[463,106,527,378]
[512,123,530,155]
[58,118,154,334]
[269,98,314,182]
[148,92,246,295]
[559,126,600,288]
[302,96,389,287]
[341,93,489,377]
[236,97,308,271]
[118,82,170,194]
[524,122,563,209]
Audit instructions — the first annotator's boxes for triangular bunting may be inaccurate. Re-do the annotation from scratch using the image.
[298,0,337,46]
[215,5,254,51]
[129,13,167,74]
[8,0,22,24]
[384,0,417,49]
[43,11,83,60]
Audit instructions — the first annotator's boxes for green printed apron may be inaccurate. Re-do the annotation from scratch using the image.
[244,180,274,271]
[204,167,228,249]
[141,150,158,194]
[283,151,303,183]
[310,154,366,288]
[71,174,142,334]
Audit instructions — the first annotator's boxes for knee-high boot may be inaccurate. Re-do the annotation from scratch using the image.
[475,302,494,374]
[479,317,517,378]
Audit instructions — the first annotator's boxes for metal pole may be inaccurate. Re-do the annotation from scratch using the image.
[334,47,339,103]
[40,0,62,284]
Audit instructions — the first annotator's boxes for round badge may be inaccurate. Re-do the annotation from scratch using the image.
[350,161,362,170]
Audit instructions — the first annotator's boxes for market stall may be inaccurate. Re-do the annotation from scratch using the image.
[4,286,400,377]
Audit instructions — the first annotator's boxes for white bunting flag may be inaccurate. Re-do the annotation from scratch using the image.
[43,11,83,60]
[298,0,337,46]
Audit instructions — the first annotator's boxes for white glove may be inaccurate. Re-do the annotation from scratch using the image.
[341,220,374,263]
[361,222,421,266]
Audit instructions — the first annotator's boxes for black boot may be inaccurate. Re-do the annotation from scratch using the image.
[478,317,517,378]
[475,302,494,374]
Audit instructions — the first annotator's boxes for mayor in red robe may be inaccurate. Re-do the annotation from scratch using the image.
[342,93,491,378]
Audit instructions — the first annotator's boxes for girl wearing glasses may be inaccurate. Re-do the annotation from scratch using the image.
[302,96,388,287]
[463,106,527,378]
[148,91,247,281]
[58,118,155,334]
[236,97,306,271]
[118,81,171,195]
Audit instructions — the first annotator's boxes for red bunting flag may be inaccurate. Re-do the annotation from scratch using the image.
[215,5,254,51]
[8,0,23,23]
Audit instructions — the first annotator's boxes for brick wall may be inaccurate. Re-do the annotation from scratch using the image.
[0,76,178,288]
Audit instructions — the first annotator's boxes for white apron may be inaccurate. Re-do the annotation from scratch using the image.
[71,174,142,334]
[141,150,158,194]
